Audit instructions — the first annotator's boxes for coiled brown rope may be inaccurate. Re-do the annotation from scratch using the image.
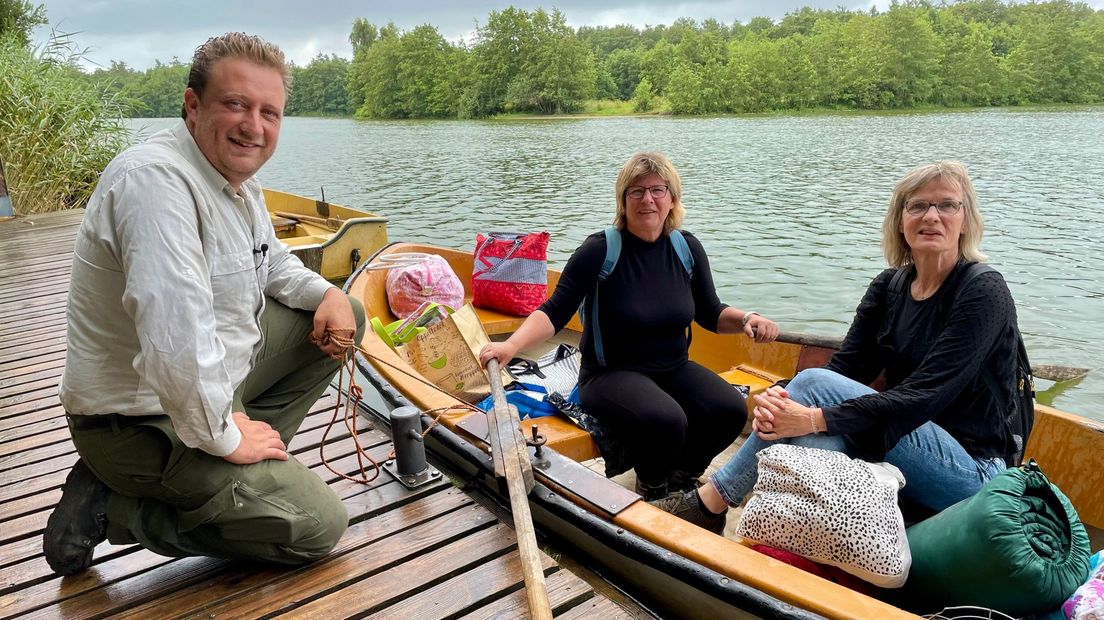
[316,327,483,485]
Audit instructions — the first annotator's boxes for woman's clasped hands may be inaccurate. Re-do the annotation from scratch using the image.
[751,385,823,440]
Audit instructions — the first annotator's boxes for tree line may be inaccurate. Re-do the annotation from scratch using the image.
[76,0,1104,118]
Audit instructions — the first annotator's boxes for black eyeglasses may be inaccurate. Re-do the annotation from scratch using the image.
[904,199,962,216]
[626,185,669,200]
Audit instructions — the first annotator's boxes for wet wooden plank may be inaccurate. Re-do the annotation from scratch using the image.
[109,488,477,620]
[275,522,519,619]
[555,595,638,619]
[456,569,598,620]
[363,552,559,620]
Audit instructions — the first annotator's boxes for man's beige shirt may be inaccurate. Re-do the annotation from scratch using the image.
[60,121,332,456]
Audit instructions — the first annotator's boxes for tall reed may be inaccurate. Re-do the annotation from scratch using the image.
[0,32,132,214]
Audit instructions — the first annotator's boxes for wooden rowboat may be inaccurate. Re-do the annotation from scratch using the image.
[348,241,1103,619]
[262,189,388,281]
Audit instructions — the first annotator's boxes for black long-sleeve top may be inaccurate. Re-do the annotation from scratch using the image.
[823,260,1021,462]
[538,229,728,374]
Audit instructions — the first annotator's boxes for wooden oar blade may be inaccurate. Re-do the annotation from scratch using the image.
[1034,364,1091,383]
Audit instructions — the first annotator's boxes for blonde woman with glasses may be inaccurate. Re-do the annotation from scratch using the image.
[655,160,1023,531]
[480,151,777,516]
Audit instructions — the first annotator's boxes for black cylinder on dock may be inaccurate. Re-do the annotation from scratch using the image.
[390,406,428,476]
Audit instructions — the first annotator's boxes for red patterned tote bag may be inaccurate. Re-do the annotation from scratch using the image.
[471,232,550,316]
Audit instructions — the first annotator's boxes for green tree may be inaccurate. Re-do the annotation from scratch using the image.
[347,20,396,113]
[577,24,640,56]
[666,64,703,114]
[352,24,402,118]
[0,0,45,48]
[466,7,594,116]
[118,60,188,117]
[605,47,642,100]
[935,13,1007,105]
[640,39,677,95]
[1005,1,1098,103]
[777,35,818,108]
[288,54,350,116]
[346,21,399,115]
[396,25,462,117]
[727,35,784,112]
[879,3,941,106]
[349,17,379,55]
[465,6,534,116]
[632,76,654,111]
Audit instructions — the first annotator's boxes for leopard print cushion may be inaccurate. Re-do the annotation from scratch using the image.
[735,444,911,588]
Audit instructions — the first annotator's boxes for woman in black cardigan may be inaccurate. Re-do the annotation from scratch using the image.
[657,161,1022,530]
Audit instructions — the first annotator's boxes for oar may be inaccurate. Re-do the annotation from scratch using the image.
[485,358,551,620]
[272,211,346,231]
[776,330,1092,383]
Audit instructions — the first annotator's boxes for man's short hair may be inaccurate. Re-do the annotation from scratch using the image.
[180,32,292,119]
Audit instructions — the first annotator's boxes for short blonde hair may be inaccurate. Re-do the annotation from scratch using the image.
[180,32,292,119]
[614,151,685,234]
[882,161,986,267]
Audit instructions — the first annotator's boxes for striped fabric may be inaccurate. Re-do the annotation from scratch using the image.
[472,232,549,316]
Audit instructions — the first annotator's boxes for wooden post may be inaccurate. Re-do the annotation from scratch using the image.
[485,359,550,620]
[0,154,13,220]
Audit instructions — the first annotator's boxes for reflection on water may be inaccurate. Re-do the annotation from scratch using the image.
[128,110,1104,417]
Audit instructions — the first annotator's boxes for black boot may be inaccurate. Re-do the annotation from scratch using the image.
[668,469,705,493]
[43,459,110,575]
[634,476,669,501]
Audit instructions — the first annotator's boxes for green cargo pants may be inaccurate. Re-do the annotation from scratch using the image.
[69,295,365,564]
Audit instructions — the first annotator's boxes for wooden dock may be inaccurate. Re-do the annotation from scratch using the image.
[0,211,643,619]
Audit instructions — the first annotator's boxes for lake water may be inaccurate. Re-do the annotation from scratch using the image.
[129,110,1104,417]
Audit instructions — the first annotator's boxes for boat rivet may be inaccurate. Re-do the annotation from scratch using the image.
[610,504,618,509]
[616,528,624,534]
[720,578,729,585]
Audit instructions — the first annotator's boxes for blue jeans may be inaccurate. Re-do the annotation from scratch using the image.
[709,368,1006,513]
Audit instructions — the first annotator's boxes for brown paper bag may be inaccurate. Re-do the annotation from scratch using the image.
[396,304,495,403]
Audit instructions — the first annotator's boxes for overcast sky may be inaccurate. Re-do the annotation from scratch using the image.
[30,0,898,71]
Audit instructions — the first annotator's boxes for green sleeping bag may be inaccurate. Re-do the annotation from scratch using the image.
[903,461,1090,616]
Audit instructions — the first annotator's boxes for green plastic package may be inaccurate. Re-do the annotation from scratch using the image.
[903,461,1090,616]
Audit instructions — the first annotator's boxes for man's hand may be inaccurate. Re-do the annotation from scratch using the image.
[311,288,356,358]
[222,411,288,464]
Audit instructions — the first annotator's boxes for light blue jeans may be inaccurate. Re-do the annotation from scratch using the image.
[709,368,1006,513]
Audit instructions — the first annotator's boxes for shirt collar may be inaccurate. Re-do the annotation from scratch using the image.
[170,120,260,198]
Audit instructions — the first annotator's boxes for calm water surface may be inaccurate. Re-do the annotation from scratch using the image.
[130,111,1104,417]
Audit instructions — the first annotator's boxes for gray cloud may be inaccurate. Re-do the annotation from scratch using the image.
[35,0,1104,71]
[35,0,876,70]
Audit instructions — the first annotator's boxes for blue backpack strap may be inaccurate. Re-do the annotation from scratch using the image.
[589,227,621,366]
[599,226,621,281]
[668,229,694,277]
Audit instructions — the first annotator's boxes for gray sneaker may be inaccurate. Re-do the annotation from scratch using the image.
[650,489,727,535]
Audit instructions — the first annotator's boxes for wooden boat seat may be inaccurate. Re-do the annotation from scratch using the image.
[270,215,298,236]
[719,365,784,402]
[471,303,529,336]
